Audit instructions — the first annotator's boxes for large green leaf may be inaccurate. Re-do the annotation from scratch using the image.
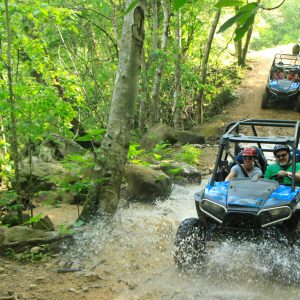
[234,14,255,41]
[217,11,245,33]
[173,0,188,10]
[125,0,139,14]
[218,2,258,33]
[214,0,243,8]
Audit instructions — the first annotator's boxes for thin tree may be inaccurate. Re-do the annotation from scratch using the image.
[79,0,146,220]
[150,0,171,125]
[173,10,182,130]
[196,8,221,124]
[4,0,22,221]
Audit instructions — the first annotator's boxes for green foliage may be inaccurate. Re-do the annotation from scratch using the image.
[4,247,51,262]
[57,224,75,235]
[173,0,189,10]
[0,191,18,211]
[22,213,44,226]
[75,129,106,143]
[251,0,300,49]
[175,145,200,165]
[127,143,145,160]
[215,0,243,7]
[217,2,258,41]
[167,167,183,175]
[126,0,139,13]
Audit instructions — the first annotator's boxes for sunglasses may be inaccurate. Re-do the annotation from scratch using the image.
[243,157,254,161]
[275,153,288,159]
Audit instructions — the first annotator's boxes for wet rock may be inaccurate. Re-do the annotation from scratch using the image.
[2,212,30,227]
[83,271,100,281]
[176,130,205,145]
[32,215,55,231]
[30,246,45,255]
[140,124,178,150]
[159,161,201,185]
[124,164,172,202]
[0,226,8,243]
[4,226,49,243]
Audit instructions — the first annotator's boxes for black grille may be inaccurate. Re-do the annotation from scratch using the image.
[223,212,260,229]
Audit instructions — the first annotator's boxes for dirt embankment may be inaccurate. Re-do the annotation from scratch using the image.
[1,45,299,300]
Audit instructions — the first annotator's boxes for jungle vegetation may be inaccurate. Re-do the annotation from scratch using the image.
[0,0,298,220]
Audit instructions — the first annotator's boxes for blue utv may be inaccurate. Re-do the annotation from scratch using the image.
[174,119,300,268]
[261,54,300,112]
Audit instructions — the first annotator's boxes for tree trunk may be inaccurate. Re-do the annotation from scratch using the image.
[173,11,182,130]
[4,0,22,221]
[139,49,150,134]
[152,0,158,50]
[240,0,261,66]
[79,0,146,220]
[150,0,171,126]
[196,9,221,125]
[234,6,243,66]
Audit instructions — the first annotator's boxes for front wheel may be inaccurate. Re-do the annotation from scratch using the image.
[174,217,207,270]
[261,92,269,109]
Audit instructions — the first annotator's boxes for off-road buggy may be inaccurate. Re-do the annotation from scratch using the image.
[174,119,300,268]
[261,53,300,112]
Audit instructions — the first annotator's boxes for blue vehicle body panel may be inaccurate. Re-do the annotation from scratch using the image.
[268,79,300,92]
[200,181,300,210]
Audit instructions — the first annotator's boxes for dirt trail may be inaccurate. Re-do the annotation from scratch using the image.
[223,44,299,122]
[1,45,300,300]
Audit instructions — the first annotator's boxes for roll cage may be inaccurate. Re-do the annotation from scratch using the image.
[210,119,300,191]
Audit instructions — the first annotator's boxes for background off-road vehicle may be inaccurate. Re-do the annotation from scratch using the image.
[261,54,300,112]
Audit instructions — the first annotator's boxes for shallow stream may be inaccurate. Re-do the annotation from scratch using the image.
[65,181,300,300]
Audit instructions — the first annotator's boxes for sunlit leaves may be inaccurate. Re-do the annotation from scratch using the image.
[173,0,188,10]
[217,2,258,41]
[214,0,243,8]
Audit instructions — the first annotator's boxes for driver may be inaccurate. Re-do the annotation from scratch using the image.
[225,147,262,181]
[264,144,300,186]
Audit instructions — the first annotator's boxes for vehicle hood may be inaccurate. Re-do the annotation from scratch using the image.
[269,79,300,93]
[203,179,299,209]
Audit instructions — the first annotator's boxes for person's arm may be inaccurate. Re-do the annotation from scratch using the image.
[225,167,237,181]
[278,164,300,182]
[257,168,263,178]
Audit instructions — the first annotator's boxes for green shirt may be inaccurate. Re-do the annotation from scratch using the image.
[264,162,300,186]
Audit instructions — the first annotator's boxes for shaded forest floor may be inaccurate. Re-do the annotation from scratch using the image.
[1,44,300,300]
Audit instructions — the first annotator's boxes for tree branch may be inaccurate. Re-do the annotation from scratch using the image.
[261,0,286,11]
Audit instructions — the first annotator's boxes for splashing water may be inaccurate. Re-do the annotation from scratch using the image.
[62,183,300,299]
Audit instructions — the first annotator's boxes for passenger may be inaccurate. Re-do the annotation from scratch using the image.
[273,68,284,80]
[287,69,299,81]
[264,144,300,186]
[225,147,262,181]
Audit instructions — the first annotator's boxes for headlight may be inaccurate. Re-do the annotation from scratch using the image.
[200,199,227,223]
[259,206,292,228]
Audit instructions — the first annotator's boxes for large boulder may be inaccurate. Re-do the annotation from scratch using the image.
[159,161,201,185]
[176,130,205,145]
[39,133,85,162]
[124,164,172,202]
[140,124,178,150]
[3,226,51,243]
